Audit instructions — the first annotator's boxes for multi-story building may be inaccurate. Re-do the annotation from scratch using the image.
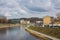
[43,16,54,27]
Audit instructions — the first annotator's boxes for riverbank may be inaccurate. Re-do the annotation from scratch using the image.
[26,28,52,40]
[0,24,20,29]
[26,26,60,40]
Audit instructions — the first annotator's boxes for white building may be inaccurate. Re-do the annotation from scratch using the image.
[20,20,30,24]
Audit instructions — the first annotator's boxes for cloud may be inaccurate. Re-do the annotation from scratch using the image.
[4,13,11,16]
[0,0,28,18]
[0,12,4,16]
[20,0,52,12]
[0,0,60,19]
[51,0,60,10]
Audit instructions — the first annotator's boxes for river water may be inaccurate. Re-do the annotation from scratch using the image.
[0,26,40,40]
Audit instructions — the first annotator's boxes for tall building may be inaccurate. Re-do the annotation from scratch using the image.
[43,16,54,27]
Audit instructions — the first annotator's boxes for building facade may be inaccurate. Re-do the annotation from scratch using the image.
[43,16,54,27]
[20,18,43,27]
[0,16,8,23]
[49,19,60,28]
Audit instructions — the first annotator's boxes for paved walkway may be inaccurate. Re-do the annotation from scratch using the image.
[0,24,20,28]
[26,28,60,40]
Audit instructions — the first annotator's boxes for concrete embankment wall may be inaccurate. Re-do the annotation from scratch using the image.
[26,28,60,40]
[26,28,52,40]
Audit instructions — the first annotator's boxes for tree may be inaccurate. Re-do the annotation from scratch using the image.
[56,12,60,20]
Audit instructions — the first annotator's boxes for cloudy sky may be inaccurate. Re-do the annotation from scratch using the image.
[0,0,60,19]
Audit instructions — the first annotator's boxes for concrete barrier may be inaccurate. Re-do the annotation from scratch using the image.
[25,28,52,40]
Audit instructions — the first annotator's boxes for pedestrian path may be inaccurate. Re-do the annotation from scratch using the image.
[26,28,60,40]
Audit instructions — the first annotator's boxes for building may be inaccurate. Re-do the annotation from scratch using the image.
[0,16,7,23]
[21,18,43,26]
[43,16,54,27]
[20,18,43,27]
[35,20,43,27]
[20,18,30,25]
[49,19,60,28]
[30,18,43,27]
[10,19,20,23]
[20,20,30,24]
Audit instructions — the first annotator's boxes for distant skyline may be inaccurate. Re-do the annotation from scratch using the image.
[0,0,60,19]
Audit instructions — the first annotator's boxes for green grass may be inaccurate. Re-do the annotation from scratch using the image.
[28,26,60,39]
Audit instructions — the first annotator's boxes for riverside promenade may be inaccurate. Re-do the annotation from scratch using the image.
[0,24,20,29]
[25,27,60,40]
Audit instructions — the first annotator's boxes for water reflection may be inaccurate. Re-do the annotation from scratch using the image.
[0,28,7,40]
[0,26,40,40]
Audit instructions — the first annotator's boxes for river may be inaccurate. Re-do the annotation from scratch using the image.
[0,26,41,40]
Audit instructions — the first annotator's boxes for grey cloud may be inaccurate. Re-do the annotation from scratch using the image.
[0,0,60,19]
[19,0,52,12]
[51,0,60,10]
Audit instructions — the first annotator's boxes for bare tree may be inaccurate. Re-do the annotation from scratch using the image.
[56,12,60,20]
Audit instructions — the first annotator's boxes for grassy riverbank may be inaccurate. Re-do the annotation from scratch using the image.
[28,26,60,39]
